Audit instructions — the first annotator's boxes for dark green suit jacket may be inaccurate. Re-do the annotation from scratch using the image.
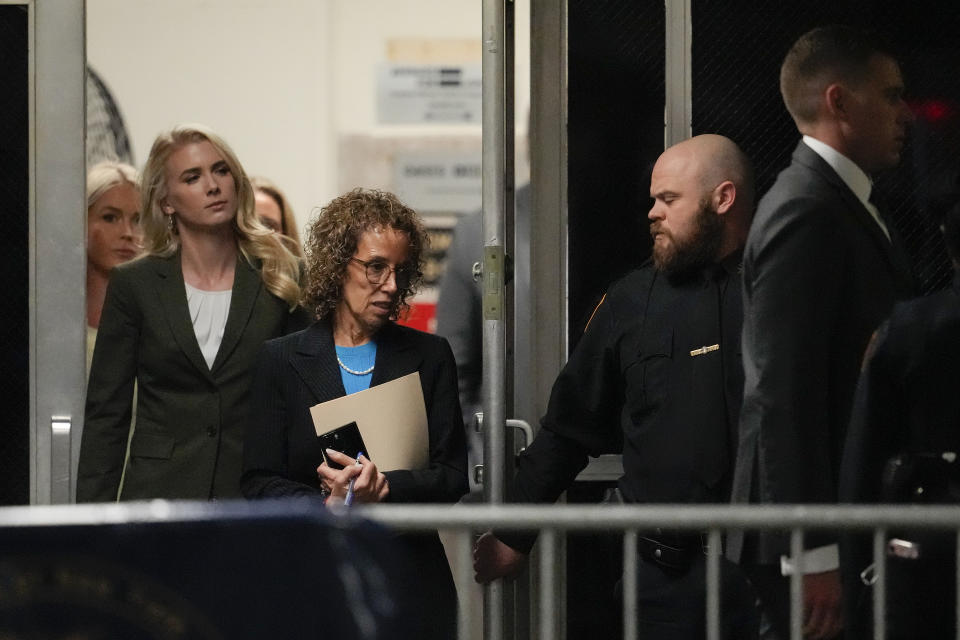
[77,252,308,502]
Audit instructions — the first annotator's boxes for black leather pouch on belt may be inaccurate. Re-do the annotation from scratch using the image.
[637,531,705,571]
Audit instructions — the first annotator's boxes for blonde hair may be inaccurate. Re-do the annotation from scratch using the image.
[140,123,301,308]
[87,160,138,211]
[251,176,303,257]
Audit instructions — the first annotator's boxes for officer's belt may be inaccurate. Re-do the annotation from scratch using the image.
[637,530,708,571]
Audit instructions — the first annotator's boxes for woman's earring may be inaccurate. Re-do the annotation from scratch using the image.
[167,214,178,235]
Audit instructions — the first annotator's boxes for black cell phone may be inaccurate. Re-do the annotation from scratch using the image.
[317,421,368,470]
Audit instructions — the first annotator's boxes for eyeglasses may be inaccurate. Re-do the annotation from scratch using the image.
[350,258,417,289]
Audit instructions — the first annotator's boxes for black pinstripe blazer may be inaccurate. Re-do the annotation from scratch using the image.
[240,318,468,504]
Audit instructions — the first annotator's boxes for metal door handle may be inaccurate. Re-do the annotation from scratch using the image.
[51,416,71,503]
[474,412,534,449]
[505,419,533,449]
[472,414,535,485]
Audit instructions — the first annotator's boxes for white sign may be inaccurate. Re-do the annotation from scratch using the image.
[377,63,482,124]
[393,152,481,214]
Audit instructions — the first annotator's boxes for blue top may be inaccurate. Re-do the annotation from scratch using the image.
[335,342,377,395]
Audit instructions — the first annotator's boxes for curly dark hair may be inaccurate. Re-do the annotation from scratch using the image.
[303,188,428,321]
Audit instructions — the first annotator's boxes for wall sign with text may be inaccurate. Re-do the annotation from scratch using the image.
[377,64,481,124]
[393,152,481,214]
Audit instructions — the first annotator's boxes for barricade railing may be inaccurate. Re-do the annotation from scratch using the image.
[2,502,959,639]
[355,503,960,640]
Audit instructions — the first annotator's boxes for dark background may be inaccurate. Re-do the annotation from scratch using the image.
[566,0,960,635]
[691,0,958,295]
[568,1,959,347]
[0,5,30,506]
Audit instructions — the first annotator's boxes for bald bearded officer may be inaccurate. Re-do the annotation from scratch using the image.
[474,135,758,639]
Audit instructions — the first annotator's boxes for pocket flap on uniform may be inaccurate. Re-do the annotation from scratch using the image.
[637,329,673,361]
[130,431,175,459]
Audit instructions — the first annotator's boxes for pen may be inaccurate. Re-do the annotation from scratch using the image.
[343,451,364,506]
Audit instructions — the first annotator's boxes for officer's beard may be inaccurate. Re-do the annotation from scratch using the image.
[651,197,723,279]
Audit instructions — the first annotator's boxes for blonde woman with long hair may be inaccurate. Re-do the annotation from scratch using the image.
[78,123,308,502]
[85,160,142,372]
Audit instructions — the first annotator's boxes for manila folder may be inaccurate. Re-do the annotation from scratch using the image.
[310,372,429,472]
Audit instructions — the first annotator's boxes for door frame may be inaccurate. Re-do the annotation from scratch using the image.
[29,0,87,504]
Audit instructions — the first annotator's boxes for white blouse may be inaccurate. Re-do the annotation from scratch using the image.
[185,282,232,369]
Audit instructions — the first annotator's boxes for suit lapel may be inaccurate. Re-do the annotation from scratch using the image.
[289,321,424,406]
[153,253,216,384]
[290,320,347,404]
[794,142,912,286]
[369,323,423,388]
[211,257,261,374]
[874,200,916,294]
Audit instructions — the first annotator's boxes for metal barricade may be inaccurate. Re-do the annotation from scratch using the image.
[357,502,960,640]
[2,502,959,639]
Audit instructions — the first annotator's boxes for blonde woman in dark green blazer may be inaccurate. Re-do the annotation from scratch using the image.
[77,123,307,502]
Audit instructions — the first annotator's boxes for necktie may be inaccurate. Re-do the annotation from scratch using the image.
[869,189,915,293]
[867,189,892,242]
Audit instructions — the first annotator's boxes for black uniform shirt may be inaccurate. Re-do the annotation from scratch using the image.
[506,254,744,548]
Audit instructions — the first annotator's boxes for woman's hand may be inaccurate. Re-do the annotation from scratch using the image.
[317,450,389,505]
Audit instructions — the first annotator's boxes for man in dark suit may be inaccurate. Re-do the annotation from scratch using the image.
[839,203,960,639]
[475,134,759,639]
[730,25,916,639]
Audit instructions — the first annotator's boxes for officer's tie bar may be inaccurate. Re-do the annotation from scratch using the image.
[689,344,720,357]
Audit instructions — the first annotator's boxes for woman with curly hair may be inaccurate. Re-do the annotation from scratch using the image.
[241,188,468,639]
[78,123,308,502]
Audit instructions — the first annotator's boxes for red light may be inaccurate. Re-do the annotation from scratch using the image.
[910,100,953,123]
